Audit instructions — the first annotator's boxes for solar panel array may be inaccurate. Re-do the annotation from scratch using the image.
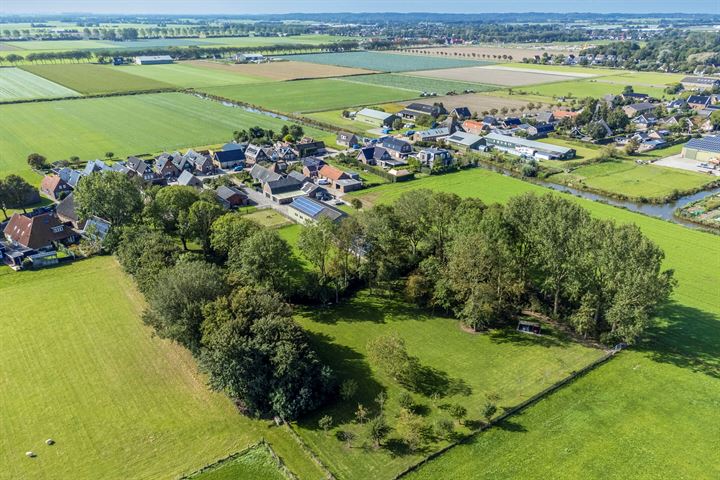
[292,196,325,217]
[686,136,720,153]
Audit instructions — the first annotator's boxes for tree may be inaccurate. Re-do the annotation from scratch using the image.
[105,152,115,160]
[355,403,368,424]
[447,404,467,425]
[227,229,295,294]
[340,379,358,401]
[318,415,333,435]
[115,225,179,292]
[210,212,260,257]
[392,118,404,130]
[0,175,36,215]
[142,259,227,353]
[367,414,390,448]
[74,171,142,226]
[398,391,414,410]
[201,287,333,419]
[367,333,414,385]
[395,409,424,452]
[27,153,46,170]
[299,217,336,285]
[482,402,497,423]
[187,200,224,255]
[625,137,641,156]
[435,417,455,440]
[350,198,363,210]
[150,186,200,248]
[623,85,634,95]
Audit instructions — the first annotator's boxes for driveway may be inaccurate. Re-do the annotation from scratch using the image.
[654,154,720,176]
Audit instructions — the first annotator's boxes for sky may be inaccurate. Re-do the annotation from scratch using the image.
[0,1,716,15]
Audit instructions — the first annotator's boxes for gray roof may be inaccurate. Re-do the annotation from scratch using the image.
[484,133,573,155]
[216,185,245,201]
[357,108,395,121]
[177,170,201,186]
[685,136,720,154]
[446,131,485,146]
[250,164,282,184]
[289,196,346,222]
[681,76,720,85]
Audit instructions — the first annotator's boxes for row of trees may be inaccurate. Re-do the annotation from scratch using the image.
[71,171,334,420]
[232,124,304,144]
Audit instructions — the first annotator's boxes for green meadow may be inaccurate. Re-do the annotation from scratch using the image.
[190,444,289,480]
[0,67,79,100]
[337,73,498,94]
[513,78,669,100]
[349,168,720,480]
[0,92,327,179]
[201,78,419,113]
[21,63,174,94]
[115,62,268,88]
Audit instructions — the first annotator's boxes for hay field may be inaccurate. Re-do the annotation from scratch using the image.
[188,59,374,80]
[401,93,546,115]
[336,73,498,94]
[0,67,79,100]
[280,51,488,72]
[115,62,267,88]
[21,64,174,94]
[413,66,581,86]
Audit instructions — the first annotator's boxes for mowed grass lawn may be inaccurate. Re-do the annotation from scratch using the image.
[514,78,669,100]
[293,291,604,480]
[350,169,720,479]
[0,257,263,480]
[115,62,268,88]
[21,64,174,94]
[0,92,328,179]
[281,51,487,72]
[190,444,288,480]
[201,78,419,113]
[337,73,498,94]
[551,160,716,199]
[0,67,79,100]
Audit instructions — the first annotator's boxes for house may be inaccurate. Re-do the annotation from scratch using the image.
[631,114,657,131]
[501,117,522,129]
[380,137,413,160]
[551,109,579,121]
[177,170,203,189]
[355,108,399,127]
[318,165,362,193]
[623,102,657,117]
[234,53,265,63]
[56,167,83,189]
[681,136,720,161]
[39,175,72,201]
[444,131,486,151]
[288,196,346,225]
[450,107,472,120]
[55,193,81,228]
[84,159,111,176]
[387,168,414,181]
[357,146,393,166]
[687,95,712,110]
[301,182,330,201]
[681,76,720,91]
[3,212,78,250]
[263,175,305,204]
[336,131,360,148]
[413,127,451,143]
[292,138,325,158]
[244,144,271,164]
[215,186,248,208]
[462,119,486,135]
[126,156,158,182]
[525,123,555,139]
[484,132,575,160]
[417,148,453,168]
[301,157,325,178]
[399,102,445,121]
[621,92,650,102]
[154,155,181,179]
[250,164,282,184]
[210,147,246,170]
[135,55,173,65]
[183,150,214,175]
[535,111,556,124]
[666,99,688,111]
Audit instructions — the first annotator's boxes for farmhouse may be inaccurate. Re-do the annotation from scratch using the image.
[318,165,362,193]
[234,53,266,63]
[686,95,712,110]
[399,103,445,122]
[336,131,360,147]
[380,137,413,160]
[288,196,346,225]
[357,146,399,167]
[301,157,325,178]
[462,119,486,135]
[263,174,305,204]
[135,55,173,65]
[39,175,72,201]
[3,212,78,251]
[355,108,399,127]
[450,107,472,120]
[623,102,657,117]
[444,131,486,151]
[292,138,326,158]
[484,132,575,160]
[681,136,720,162]
[413,127,451,142]
[245,144,271,164]
[681,76,720,91]
[210,145,246,169]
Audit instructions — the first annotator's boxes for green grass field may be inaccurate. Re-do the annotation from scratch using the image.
[502,63,621,76]
[115,62,268,88]
[303,110,372,135]
[0,67,79,100]
[21,63,174,94]
[293,289,604,480]
[598,71,686,87]
[349,168,720,480]
[243,209,293,228]
[550,160,715,199]
[190,444,288,480]
[0,92,328,179]
[513,78,669,100]
[201,78,419,113]
[337,73,498,95]
[281,52,489,72]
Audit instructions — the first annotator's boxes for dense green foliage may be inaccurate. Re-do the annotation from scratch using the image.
[73,170,143,225]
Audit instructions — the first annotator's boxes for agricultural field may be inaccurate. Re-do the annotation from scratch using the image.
[189,444,288,480]
[337,73,498,95]
[512,78,670,101]
[114,62,268,88]
[0,67,79,100]
[21,64,174,94]
[413,66,582,87]
[201,78,419,113]
[0,257,265,480]
[293,289,605,480]
[303,109,372,135]
[596,71,687,87]
[348,168,719,479]
[280,51,489,72]
[500,62,622,76]
[549,159,716,200]
[188,59,374,81]
[400,93,546,116]
[0,92,328,179]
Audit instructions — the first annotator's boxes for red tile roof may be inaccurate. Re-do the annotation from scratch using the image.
[319,164,347,182]
[3,213,75,250]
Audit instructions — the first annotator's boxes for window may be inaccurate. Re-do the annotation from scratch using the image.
[51,226,64,233]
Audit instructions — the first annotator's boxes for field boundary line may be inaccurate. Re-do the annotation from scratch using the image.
[282,419,337,480]
[393,348,621,479]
